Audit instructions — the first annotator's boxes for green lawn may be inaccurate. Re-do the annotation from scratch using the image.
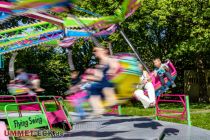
[119,102,210,130]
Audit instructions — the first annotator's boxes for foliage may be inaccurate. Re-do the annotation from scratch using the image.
[1,0,210,100]
[3,47,71,95]
[109,0,210,101]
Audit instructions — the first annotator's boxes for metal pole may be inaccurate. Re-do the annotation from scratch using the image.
[9,52,18,79]
[186,95,191,126]
[119,29,150,73]
[155,105,158,120]
[155,97,159,120]
[67,48,75,71]
[108,42,113,56]
[118,105,122,115]
[69,14,150,72]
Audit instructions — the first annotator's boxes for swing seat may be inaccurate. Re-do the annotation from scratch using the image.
[111,54,141,100]
[112,73,139,100]
[7,84,29,95]
[150,60,177,96]
[7,74,40,95]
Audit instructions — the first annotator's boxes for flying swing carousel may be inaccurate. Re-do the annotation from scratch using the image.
[0,0,178,116]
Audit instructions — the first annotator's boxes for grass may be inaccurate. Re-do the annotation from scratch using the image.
[119,102,210,130]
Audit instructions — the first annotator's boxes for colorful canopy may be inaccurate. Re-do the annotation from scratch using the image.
[0,0,142,54]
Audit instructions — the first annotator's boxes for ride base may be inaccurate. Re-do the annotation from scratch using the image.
[47,115,210,140]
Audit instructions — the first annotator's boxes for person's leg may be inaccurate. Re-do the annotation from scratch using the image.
[164,71,173,81]
[134,89,150,108]
[164,72,176,87]
[88,82,103,94]
[158,74,170,91]
[31,79,45,92]
[145,82,156,106]
[88,95,105,116]
[159,75,165,86]
[102,87,117,107]
[87,82,105,115]
[75,97,86,119]
[31,79,40,89]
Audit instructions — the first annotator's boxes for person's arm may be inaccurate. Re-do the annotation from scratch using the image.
[14,75,20,80]
[162,64,169,71]
[10,75,20,83]
[69,84,80,92]
[153,69,158,77]
[144,71,151,81]
[10,80,15,83]
[107,58,121,75]
[10,75,20,84]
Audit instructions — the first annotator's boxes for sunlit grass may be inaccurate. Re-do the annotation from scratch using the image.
[119,103,210,130]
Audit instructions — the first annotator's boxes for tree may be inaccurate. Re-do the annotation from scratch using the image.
[1,0,210,101]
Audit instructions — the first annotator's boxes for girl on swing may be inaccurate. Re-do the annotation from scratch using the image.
[84,46,120,118]
[134,63,156,108]
[66,45,120,119]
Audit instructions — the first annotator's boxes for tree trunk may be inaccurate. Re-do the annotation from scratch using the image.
[196,57,209,102]
[67,48,75,71]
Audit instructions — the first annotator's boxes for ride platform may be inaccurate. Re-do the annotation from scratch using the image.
[48,115,210,140]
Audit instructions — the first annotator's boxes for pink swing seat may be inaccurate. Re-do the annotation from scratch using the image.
[150,60,177,96]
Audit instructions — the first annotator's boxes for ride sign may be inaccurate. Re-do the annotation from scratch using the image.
[8,114,49,131]
[5,102,50,138]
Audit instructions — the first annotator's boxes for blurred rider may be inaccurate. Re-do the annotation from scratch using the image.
[10,68,44,92]
[85,46,120,117]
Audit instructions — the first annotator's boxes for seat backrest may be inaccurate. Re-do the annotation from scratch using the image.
[166,61,177,76]
[151,60,177,87]
[114,53,141,76]
[111,54,140,98]
[28,74,39,80]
